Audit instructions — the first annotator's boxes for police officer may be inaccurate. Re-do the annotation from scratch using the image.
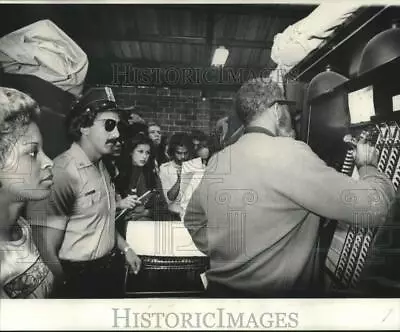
[27,87,141,298]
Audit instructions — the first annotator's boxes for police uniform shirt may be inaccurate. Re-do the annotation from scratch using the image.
[28,142,116,261]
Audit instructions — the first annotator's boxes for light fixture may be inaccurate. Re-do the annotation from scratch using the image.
[307,65,348,101]
[211,46,229,67]
[358,22,400,75]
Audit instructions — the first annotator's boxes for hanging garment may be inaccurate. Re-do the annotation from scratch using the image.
[271,4,361,70]
[0,19,88,97]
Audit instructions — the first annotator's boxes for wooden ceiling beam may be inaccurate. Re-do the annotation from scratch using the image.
[85,58,273,89]
[87,57,273,70]
[154,4,316,19]
[78,36,273,49]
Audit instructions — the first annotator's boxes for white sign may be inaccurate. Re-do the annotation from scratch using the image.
[348,86,375,124]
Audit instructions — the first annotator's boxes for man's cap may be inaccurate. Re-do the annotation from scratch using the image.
[72,86,118,115]
[0,87,39,128]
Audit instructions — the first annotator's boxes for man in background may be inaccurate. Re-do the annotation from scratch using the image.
[148,121,162,147]
[148,121,169,168]
[159,132,192,219]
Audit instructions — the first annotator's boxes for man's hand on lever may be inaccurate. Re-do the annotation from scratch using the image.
[354,136,378,168]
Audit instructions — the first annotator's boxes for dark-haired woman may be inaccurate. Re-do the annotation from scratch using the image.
[115,133,168,234]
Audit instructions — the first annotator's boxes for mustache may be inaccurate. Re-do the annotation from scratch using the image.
[106,138,119,145]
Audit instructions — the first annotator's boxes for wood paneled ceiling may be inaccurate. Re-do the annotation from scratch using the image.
[0,4,316,89]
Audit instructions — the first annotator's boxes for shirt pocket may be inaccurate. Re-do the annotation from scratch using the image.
[76,191,102,209]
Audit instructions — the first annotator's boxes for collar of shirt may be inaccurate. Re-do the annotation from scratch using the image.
[69,142,98,169]
[244,126,276,137]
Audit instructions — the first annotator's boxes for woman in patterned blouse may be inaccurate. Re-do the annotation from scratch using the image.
[0,87,55,298]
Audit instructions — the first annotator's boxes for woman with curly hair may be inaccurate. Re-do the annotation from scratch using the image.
[0,87,54,298]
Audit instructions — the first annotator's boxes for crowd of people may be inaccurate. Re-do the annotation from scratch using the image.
[0,76,396,299]
[0,84,218,298]
[111,114,217,225]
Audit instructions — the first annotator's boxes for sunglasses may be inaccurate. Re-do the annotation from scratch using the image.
[95,119,121,132]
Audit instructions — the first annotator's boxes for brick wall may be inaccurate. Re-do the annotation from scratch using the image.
[106,85,235,137]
